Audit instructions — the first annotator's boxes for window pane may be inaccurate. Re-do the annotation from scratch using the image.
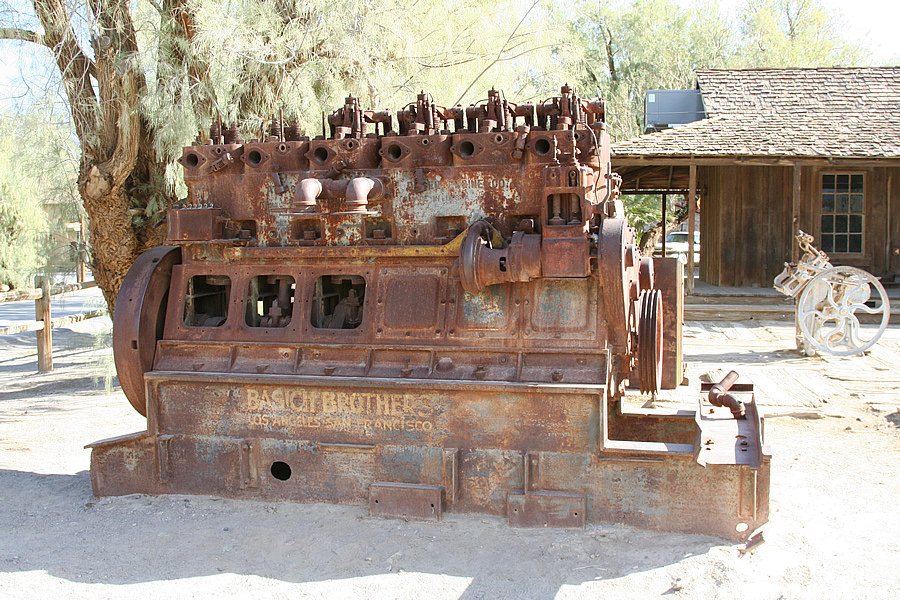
[851,174,864,193]
[849,234,863,253]
[822,193,835,212]
[822,174,835,193]
[821,235,834,252]
[835,215,848,233]
[837,174,849,192]
[836,195,849,212]
[821,215,834,233]
[850,194,863,213]
[849,215,863,233]
[834,234,848,253]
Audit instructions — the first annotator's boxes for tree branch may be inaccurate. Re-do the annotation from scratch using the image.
[604,24,617,82]
[0,27,43,45]
[32,0,100,152]
[452,0,540,106]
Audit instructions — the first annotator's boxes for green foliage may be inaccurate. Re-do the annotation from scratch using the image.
[0,105,79,288]
[140,0,567,190]
[0,111,71,288]
[735,0,864,67]
[568,0,869,142]
[623,193,685,233]
[0,186,45,290]
[569,0,734,140]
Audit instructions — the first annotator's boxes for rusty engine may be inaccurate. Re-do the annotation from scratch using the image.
[90,85,769,540]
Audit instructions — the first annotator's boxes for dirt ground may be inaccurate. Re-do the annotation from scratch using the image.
[0,317,898,599]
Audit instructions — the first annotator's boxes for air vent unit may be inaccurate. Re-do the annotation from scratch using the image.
[644,89,705,133]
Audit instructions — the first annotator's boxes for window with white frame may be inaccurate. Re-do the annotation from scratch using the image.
[820,173,864,254]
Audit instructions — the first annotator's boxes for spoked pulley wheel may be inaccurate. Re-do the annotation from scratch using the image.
[637,289,664,394]
[797,265,890,356]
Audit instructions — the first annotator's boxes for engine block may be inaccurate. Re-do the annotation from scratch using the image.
[90,85,769,541]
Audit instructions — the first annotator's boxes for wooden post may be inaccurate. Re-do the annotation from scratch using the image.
[34,276,52,372]
[792,163,801,262]
[661,193,667,256]
[687,164,697,295]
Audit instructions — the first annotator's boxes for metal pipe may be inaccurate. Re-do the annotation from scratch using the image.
[708,370,746,419]
[346,177,383,213]
[297,178,323,210]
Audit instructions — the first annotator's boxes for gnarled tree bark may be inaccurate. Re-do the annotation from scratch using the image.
[6,0,179,312]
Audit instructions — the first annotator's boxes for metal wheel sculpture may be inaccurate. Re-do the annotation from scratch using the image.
[774,231,890,356]
[796,266,890,356]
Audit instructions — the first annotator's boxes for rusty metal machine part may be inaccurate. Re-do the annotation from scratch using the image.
[637,289,663,395]
[458,220,541,294]
[708,371,746,419]
[112,246,181,415]
[95,85,770,541]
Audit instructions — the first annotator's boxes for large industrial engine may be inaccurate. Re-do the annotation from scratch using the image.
[90,85,769,540]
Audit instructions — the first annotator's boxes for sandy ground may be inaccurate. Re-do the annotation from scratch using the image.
[0,317,898,599]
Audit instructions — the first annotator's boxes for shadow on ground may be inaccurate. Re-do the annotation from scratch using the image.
[685,348,804,365]
[0,469,721,598]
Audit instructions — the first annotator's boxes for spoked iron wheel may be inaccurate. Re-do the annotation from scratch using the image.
[637,289,664,394]
[797,266,890,356]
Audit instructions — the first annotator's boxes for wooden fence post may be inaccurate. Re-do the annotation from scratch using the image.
[34,276,52,372]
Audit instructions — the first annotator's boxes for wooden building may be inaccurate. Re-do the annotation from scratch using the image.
[613,67,900,291]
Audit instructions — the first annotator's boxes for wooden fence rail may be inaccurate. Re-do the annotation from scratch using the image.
[0,277,105,372]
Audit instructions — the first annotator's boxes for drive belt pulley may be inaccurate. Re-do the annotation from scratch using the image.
[637,288,663,394]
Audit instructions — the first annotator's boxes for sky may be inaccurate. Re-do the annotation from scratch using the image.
[816,0,900,64]
[0,0,898,111]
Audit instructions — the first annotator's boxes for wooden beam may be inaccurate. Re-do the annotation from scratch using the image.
[792,164,801,262]
[687,164,697,295]
[34,276,52,372]
[0,309,105,337]
[614,156,900,168]
[0,280,97,304]
[661,193,667,256]
[619,189,691,195]
[887,171,893,276]
[619,165,664,179]
[0,321,45,336]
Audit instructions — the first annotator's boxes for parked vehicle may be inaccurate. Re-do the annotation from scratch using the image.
[654,230,700,264]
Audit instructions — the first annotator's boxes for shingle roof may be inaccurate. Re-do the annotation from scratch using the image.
[612,67,900,159]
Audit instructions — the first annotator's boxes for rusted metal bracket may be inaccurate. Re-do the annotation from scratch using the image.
[507,491,586,528]
[369,482,444,521]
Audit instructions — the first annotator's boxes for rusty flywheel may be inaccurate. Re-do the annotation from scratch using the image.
[637,288,663,394]
[112,246,181,415]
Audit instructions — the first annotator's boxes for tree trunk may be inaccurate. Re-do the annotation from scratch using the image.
[79,165,141,312]
[639,205,689,256]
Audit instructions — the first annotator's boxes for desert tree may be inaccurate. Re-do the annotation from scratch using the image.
[1,0,564,310]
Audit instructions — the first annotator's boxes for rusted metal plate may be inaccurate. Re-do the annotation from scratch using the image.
[654,257,684,389]
[144,372,603,454]
[369,482,443,521]
[697,381,767,468]
[507,491,586,528]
